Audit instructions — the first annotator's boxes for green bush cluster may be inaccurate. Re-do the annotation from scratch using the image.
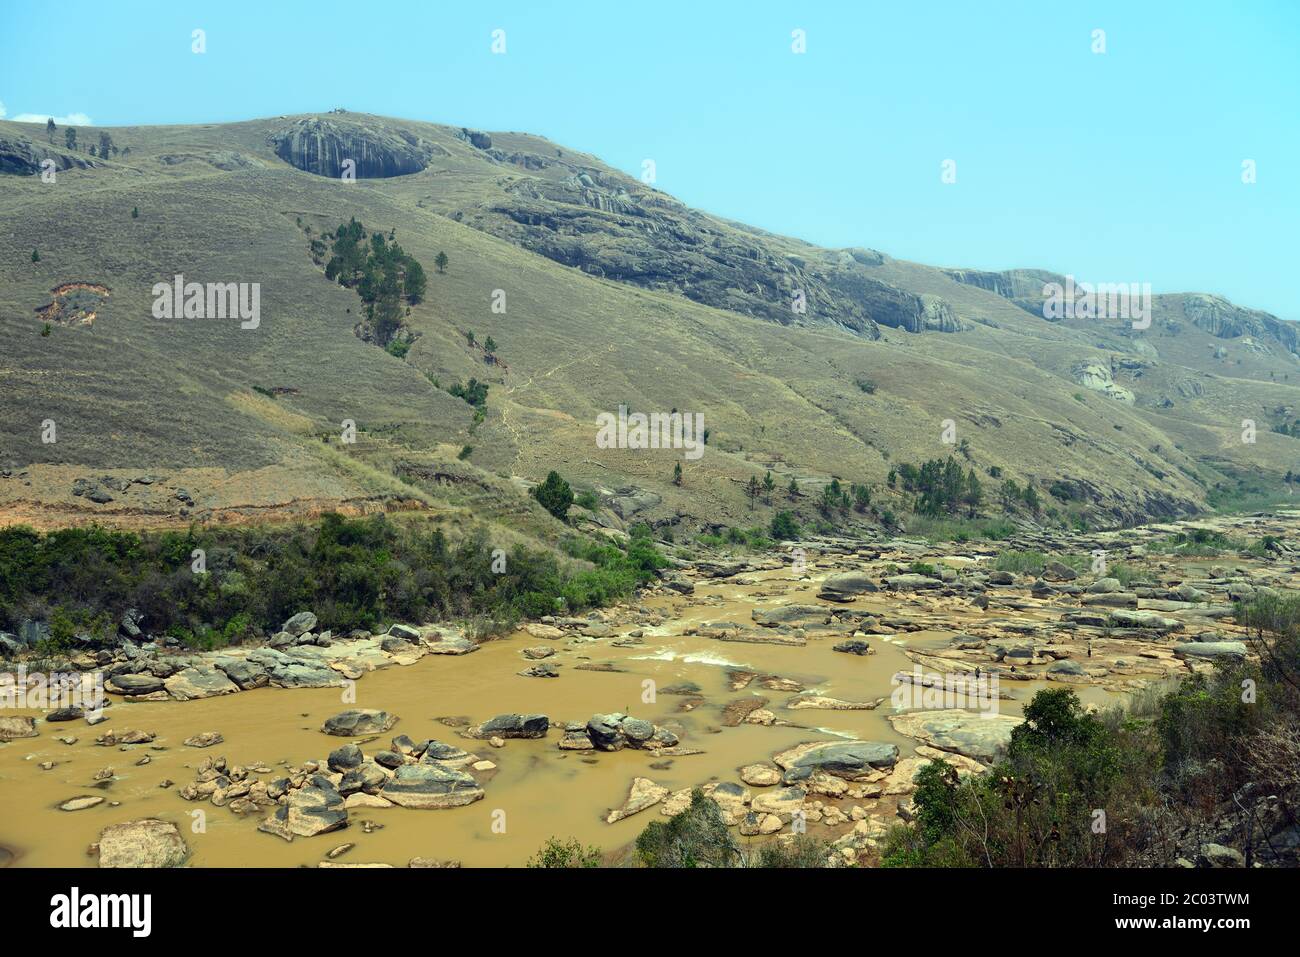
[0,514,665,650]
[324,219,426,345]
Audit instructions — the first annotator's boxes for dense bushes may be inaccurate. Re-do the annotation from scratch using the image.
[884,593,1300,867]
[882,688,1163,867]
[0,514,664,650]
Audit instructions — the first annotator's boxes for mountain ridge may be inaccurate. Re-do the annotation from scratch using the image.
[2,111,1298,537]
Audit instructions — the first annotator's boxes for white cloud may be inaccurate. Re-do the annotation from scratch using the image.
[12,112,93,126]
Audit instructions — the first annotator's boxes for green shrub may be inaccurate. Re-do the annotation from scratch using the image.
[527,837,602,868]
[532,471,574,521]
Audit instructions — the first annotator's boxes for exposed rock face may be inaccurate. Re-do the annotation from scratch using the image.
[1072,361,1135,403]
[271,118,433,179]
[446,161,966,339]
[1180,293,1299,354]
[97,819,190,867]
[0,134,104,175]
[941,267,1063,316]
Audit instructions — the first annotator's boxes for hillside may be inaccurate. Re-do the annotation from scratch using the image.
[3,111,1298,537]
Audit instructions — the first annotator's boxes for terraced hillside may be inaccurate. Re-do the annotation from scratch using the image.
[2,112,1298,536]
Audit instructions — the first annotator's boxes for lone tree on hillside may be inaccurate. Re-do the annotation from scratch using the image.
[98,131,115,158]
[762,470,775,505]
[787,477,799,500]
[746,475,761,511]
[46,118,55,142]
[31,249,40,262]
[435,251,449,274]
[65,127,77,150]
[672,462,683,487]
[533,471,574,522]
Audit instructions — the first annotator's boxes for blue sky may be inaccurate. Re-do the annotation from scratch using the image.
[3,0,1298,319]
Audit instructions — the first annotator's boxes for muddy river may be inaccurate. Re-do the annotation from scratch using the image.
[0,561,1123,867]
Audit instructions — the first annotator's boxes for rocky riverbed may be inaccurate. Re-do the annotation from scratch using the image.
[0,510,1293,867]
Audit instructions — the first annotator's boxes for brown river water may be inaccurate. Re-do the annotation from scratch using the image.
[0,562,1119,867]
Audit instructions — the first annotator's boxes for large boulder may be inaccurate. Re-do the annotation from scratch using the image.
[164,666,240,701]
[884,573,942,591]
[321,709,397,736]
[97,819,189,867]
[817,572,878,602]
[281,611,318,637]
[888,710,1022,763]
[0,715,38,741]
[106,673,166,696]
[772,740,900,780]
[469,713,548,739]
[1174,641,1248,662]
[262,779,348,838]
[381,764,484,809]
[605,777,669,823]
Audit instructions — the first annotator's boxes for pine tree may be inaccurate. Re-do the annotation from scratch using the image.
[762,470,775,504]
[46,118,56,142]
[131,206,139,219]
[435,251,449,274]
[787,477,799,500]
[65,127,77,150]
[672,462,683,487]
[746,475,761,510]
[403,258,426,303]
[31,249,40,262]
[484,336,497,354]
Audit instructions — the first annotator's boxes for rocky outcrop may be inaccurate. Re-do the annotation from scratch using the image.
[0,133,104,175]
[1180,293,1299,355]
[271,118,433,179]
[1071,360,1135,403]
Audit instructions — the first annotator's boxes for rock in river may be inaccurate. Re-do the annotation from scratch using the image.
[817,572,878,602]
[773,740,900,779]
[0,715,38,741]
[887,709,1022,763]
[322,709,398,736]
[97,819,190,867]
[381,764,485,809]
[468,713,548,739]
[605,777,669,823]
